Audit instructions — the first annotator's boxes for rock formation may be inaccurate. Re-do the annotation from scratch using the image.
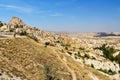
[0,17,120,80]
[9,17,25,28]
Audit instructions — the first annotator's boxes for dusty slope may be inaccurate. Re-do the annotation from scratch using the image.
[0,38,111,80]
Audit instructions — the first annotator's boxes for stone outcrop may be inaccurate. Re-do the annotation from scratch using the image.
[9,17,25,28]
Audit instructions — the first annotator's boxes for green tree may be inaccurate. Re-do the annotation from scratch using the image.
[95,44,115,61]
[114,53,120,64]
[0,21,3,27]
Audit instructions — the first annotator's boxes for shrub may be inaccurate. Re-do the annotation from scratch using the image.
[75,56,77,59]
[96,44,120,64]
[20,30,27,36]
[27,35,39,42]
[67,51,72,55]
[44,64,62,80]
[92,56,96,60]
[95,44,115,62]
[77,52,82,57]
[0,21,3,27]
[91,64,94,68]
[44,42,50,47]
[108,69,117,75]
[84,54,90,59]
[65,47,68,50]
[114,53,120,64]
[61,43,71,47]
[56,41,60,43]
[79,47,85,50]
[9,28,14,32]
[45,42,50,46]
[118,70,120,73]
[19,25,23,28]
[74,53,77,55]
[74,52,82,58]
[98,68,117,75]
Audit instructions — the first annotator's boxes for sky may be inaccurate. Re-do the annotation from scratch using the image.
[0,0,120,32]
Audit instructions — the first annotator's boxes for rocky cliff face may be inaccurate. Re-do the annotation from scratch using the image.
[9,17,25,28]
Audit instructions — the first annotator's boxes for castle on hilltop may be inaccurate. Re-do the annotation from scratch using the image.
[0,17,26,32]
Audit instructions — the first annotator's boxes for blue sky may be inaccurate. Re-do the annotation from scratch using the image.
[0,0,120,32]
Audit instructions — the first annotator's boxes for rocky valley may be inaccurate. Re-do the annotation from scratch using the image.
[0,17,120,80]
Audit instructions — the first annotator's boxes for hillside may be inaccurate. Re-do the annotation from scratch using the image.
[0,37,111,80]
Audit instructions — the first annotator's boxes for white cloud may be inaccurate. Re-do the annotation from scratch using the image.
[0,4,33,13]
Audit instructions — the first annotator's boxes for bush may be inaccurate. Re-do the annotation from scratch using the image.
[91,64,94,68]
[0,21,3,27]
[44,64,62,80]
[75,56,77,59]
[20,30,27,36]
[92,56,96,60]
[27,35,39,42]
[114,53,120,64]
[9,28,14,32]
[84,54,90,59]
[61,43,71,47]
[98,68,117,75]
[44,42,50,47]
[56,41,60,43]
[65,47,68,50]
[96,44,120,64]
[118,70,120,73]
[67,51,72,55]
[77,52,82,57]
[95,44,115,61]
[79,47,85,50]
[45,42,50,46]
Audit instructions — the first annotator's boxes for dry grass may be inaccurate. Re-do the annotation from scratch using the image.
[0,37,111,80]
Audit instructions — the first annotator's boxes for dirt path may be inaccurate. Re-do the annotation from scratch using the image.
[55,50,77,80]
[88,72,99,80]
[0,35,25,39]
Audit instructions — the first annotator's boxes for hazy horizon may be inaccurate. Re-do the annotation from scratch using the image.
[0,0,120,32]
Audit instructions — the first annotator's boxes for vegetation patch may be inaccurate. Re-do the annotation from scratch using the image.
[27,35,39,42]
[61,43,71,47]
[0,21,3,27]
[91,64,94,68]
[114,53,120,65]
[44,64,62,80]
[79,47,85,50]
[95,44,120,64]
[20,30,27,36]
[98,68,117,75]
[84,54,90,59]
[67,51,72,55]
